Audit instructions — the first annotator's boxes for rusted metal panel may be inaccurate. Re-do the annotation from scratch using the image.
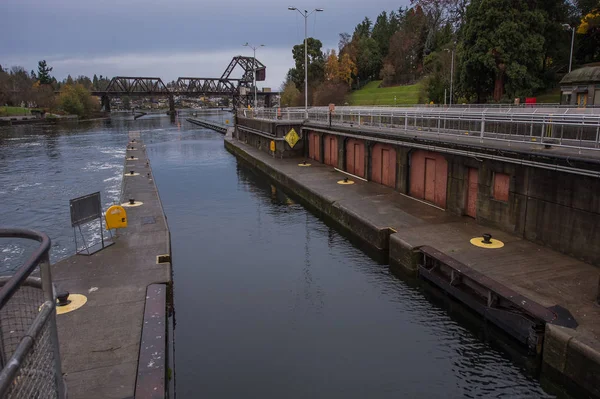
[308,132,320,162]
[371,144,396,188]
[135,284,167,399]
[466,168,478,218]
[493,172,510,202]
[409,150,448,208]
[424,158,436,203]
[323,135,337,167]
[346,139,365,177]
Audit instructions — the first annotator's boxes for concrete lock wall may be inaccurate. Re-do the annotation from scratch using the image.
[313,134,600,265]
[236,117,304,158]
[237,119,600,265]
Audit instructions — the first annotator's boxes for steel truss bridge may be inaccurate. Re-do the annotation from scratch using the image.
[91,56,277,111]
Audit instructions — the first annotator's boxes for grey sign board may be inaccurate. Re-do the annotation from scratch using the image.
[70,192,102,227]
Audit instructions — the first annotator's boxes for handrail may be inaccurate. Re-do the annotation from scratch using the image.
[0,227,65,399]
[0,228,50,309]
[242,107,600,151]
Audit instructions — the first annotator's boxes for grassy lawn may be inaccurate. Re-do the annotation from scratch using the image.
[534,88,561,104]
[0,106,31,117]
[347,80,423,106]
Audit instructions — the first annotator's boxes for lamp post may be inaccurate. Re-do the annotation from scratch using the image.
[288,6,324,119]
[444,48,455,106]
[243,43,264,109]
[562,24,575,73]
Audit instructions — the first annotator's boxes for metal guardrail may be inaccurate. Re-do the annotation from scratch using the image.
[241,107,600,151]
[0,228,65,399]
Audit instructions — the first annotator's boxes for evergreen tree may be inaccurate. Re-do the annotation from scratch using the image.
[457,0,547,102]
[37,60,53,85]
[93,74,99,90]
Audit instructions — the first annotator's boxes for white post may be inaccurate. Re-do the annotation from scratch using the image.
[569,27,575,73]
[450,49,455,106]
[304,10,308,120]
[253,47,257,109]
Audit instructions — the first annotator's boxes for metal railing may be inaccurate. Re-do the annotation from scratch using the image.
[0,228,65,399]
[241,107,600,151]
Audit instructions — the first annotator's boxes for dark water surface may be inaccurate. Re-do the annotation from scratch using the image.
[147,122,558,398]
[0,113,565,398]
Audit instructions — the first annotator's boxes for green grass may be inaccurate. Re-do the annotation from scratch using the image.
[347,80,423,106]
[0,106,31,117]
[534,88,561,104]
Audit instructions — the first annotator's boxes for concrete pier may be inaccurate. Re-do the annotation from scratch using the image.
[52,140,172,398]
[225,135,600,397]
[186,117,228,133]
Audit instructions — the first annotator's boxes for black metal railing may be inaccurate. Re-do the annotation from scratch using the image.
[0,228,65,398]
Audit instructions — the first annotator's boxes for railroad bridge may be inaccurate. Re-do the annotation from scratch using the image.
[91,56,277,112]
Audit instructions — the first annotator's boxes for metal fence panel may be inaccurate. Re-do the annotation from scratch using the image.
[69,192,102,227]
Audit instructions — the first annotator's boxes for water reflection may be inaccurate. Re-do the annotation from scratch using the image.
[148,133,559,398]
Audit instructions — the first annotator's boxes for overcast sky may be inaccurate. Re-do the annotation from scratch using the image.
[0,0,411,89]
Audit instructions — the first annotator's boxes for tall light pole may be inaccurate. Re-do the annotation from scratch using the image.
[444,48,455,106]
[243,43,264,109]
[563,24,575,73]
[288,6,323,119]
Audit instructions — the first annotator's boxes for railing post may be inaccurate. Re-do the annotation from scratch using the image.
[405,112,408,131]
[480,116,485,139]
[40,252,66,399]
[358,111,361,126]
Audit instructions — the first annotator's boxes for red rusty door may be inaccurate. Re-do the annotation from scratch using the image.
[424,158,436,203]
[323,135,337,166]
[346,139,365,177]
[308,132,320,161]
[466,168,478,218]
[371,144,396,188]
[409,150,448,208]
[382,149,391,186]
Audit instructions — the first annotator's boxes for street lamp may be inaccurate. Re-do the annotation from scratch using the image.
[562,24,575,73]
[243,42,265,109]
[444,48,455,106]
[288,6,324,119]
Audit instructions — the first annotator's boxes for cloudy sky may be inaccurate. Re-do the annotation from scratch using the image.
[1,0,411,89]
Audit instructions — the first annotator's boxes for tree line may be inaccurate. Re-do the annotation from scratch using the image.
[281,0,600,106]
[0,60,113,117]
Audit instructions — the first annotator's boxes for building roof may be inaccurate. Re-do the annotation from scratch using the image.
[560,66,600,85]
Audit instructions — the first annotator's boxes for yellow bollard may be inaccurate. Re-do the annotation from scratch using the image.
[105,205,128,229]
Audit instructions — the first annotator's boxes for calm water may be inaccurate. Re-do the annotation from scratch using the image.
[1,113,565,398]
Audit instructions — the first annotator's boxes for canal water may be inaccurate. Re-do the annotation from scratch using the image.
[1,114,566,398]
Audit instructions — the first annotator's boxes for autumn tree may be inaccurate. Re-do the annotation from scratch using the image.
[280,81,301,107]
[383,6,428,86]
[324,50,340,81]
[338,53,358,86]
[58,84,99,117]
[577,6,600,63]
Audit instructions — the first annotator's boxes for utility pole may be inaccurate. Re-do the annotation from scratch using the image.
[563,24,575,73]
[288,7,324,119]
[243,43,264,109]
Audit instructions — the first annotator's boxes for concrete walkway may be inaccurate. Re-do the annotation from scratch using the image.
[52,141,171,398]
[225,137,600,372]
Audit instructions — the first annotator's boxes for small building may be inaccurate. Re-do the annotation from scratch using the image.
[560,66,600,106]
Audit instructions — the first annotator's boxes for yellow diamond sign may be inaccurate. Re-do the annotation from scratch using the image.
[284,128,300,148]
